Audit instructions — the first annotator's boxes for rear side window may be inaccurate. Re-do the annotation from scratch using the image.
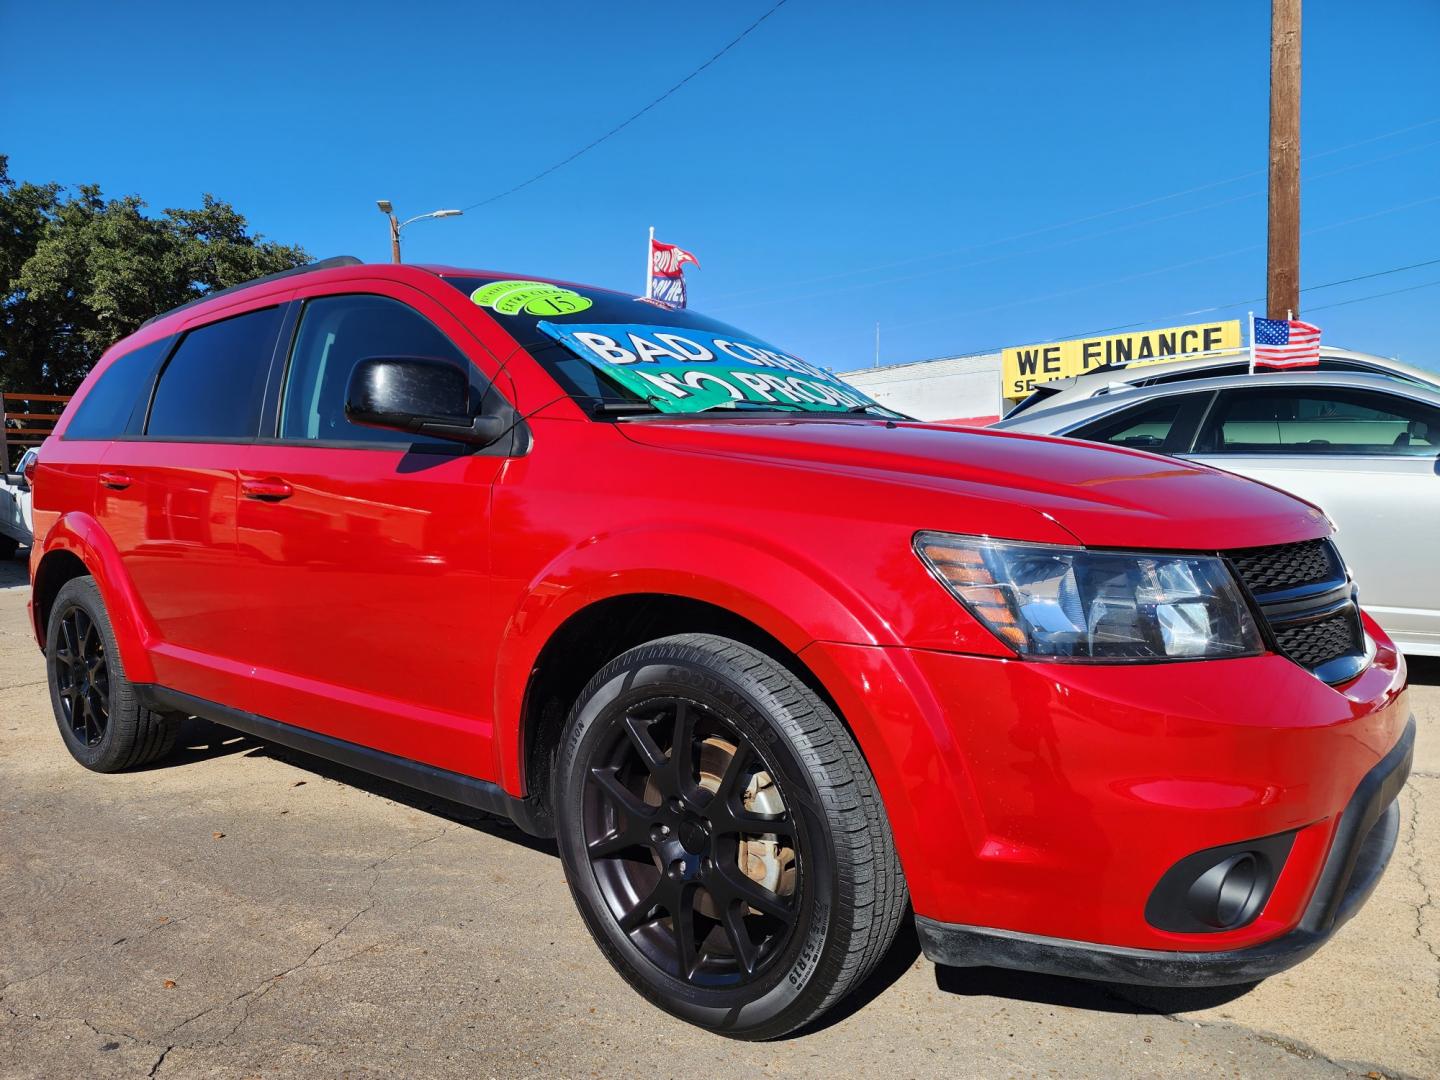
[278,295,480,446]
[1202,387,1440,456]
[1069,392,1212,454]
[147,307,282,440]
[64,336,170,440]
[1072,399,1185,450]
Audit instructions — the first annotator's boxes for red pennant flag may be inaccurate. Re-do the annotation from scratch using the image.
[650,238,700,278]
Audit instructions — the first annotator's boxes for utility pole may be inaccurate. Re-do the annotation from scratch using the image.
[874,323,880,367]
[1266,0,1302,319]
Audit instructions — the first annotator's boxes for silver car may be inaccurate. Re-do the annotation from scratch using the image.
[1004,347,1440,420]
[994,370,1440,656]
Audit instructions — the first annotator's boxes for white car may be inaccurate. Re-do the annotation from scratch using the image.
[994,371,1440,656]
[0,447,37,558]
[1004,347,1440,420]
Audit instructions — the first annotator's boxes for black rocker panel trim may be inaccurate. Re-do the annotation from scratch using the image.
[135,683,552,837]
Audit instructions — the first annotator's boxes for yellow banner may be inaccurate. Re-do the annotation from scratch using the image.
[1002,320,1242,400]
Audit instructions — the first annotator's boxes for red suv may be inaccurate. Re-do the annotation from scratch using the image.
[27,259,1412,1038]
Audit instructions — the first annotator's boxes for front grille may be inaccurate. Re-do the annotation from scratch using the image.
[1228,539,1336,595]
[1223,538,1367,683]
[1273,613,1360,670]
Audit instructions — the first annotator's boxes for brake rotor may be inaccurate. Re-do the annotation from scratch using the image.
[645,735,797,920]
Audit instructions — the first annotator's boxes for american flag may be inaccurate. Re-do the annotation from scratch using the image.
[1252,316,1321,368]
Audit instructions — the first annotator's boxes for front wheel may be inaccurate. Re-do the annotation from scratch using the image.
[554,634,906,1039]
[45,577,180,772]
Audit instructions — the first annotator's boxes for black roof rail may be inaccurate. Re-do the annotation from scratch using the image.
[137,255,364,329]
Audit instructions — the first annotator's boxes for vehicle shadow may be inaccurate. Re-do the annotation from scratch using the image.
[1407,655,1440,686]
[784,917,1254,1039]
[0,551,30,589]
[238,738,560,858]
[788,913,924,1037]
[154,716,259,767]
[933,964,1255,1015]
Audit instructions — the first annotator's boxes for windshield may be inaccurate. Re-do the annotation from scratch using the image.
[439,274,901,417]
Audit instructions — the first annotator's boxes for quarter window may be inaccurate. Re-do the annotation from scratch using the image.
[64,336,171,440]
[147,307,283,439]
[1072,399,1184,450]
[278,295,478,446]
[1203,387,1440,455]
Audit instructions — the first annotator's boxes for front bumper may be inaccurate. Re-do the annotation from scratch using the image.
[915,714,1412,985]
[801,612,1410,958]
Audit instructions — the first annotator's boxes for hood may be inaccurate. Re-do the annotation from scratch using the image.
[615,417,1330,551]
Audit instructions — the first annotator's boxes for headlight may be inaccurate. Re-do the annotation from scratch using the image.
[914,532,1264,662]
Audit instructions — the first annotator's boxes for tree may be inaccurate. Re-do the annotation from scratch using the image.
[0,156,309,395]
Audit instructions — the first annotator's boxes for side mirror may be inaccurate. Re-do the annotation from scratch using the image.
[345,356,509,446]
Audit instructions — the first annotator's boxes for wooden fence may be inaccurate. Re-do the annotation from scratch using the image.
[2,393,71,471]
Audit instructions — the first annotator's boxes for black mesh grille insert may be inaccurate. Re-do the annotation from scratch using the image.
[1228,539,1337,594]
[1273,613,1359,670]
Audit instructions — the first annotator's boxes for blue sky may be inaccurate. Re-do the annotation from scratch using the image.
[4,1,1438,372]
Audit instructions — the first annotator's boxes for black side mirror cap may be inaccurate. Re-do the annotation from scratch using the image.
[345,356,509,446]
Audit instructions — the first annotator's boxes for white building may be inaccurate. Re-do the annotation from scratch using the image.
[841,352,1003,423]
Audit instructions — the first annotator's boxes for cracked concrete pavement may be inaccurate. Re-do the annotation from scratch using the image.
[1,555,1436,1078]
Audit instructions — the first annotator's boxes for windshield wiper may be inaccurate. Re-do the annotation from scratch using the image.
[843,402,907,418]
[590,400,663,416]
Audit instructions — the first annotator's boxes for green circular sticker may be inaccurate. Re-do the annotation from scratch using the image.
[521,291,592,316]
[470,280,592,317]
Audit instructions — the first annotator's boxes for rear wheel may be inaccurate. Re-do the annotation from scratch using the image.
[554,633,906,1039]
[45,577,180,772]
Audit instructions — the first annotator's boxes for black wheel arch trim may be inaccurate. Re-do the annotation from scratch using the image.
[135,684,553,837]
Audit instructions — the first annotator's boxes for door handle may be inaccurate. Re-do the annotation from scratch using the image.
[241,478,294,502]
[98,471,132,491]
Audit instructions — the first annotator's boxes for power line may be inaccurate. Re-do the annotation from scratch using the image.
[837,271,1440,375]
[1030,256,1440,342]
[825,248,1440,371]
[459,1,791,211]
[720,135,1440,314]
[808,193,1440,343]
[714,115,1440,303]
[1304,276,1440,313]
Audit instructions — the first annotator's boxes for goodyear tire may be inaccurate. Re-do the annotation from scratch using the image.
[45,577,180,772]
[554,633,906,1039]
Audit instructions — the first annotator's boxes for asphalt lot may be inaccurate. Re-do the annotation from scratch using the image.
[0,552,1436,1080]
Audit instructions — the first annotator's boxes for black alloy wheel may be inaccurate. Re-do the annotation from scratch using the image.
[556,633,907,1039]
[45,576,181,772]
[52,604,111,746]
[582,694,804,987]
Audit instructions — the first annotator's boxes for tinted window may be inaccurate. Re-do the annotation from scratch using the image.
[1072,398,1187,451]
[147,307,282,439]
[279,295,480,445]
[65,336,170,440]
[1204,387,1440,456]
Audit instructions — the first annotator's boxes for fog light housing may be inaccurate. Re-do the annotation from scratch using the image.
[1146,832,1296,934]
[1188,853,1265,929]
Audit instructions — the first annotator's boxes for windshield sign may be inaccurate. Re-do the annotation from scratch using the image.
[536,320,880,414]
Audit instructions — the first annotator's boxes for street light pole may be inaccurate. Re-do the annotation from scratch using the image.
[1266,0,1302,319]
[375,201,463,264]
